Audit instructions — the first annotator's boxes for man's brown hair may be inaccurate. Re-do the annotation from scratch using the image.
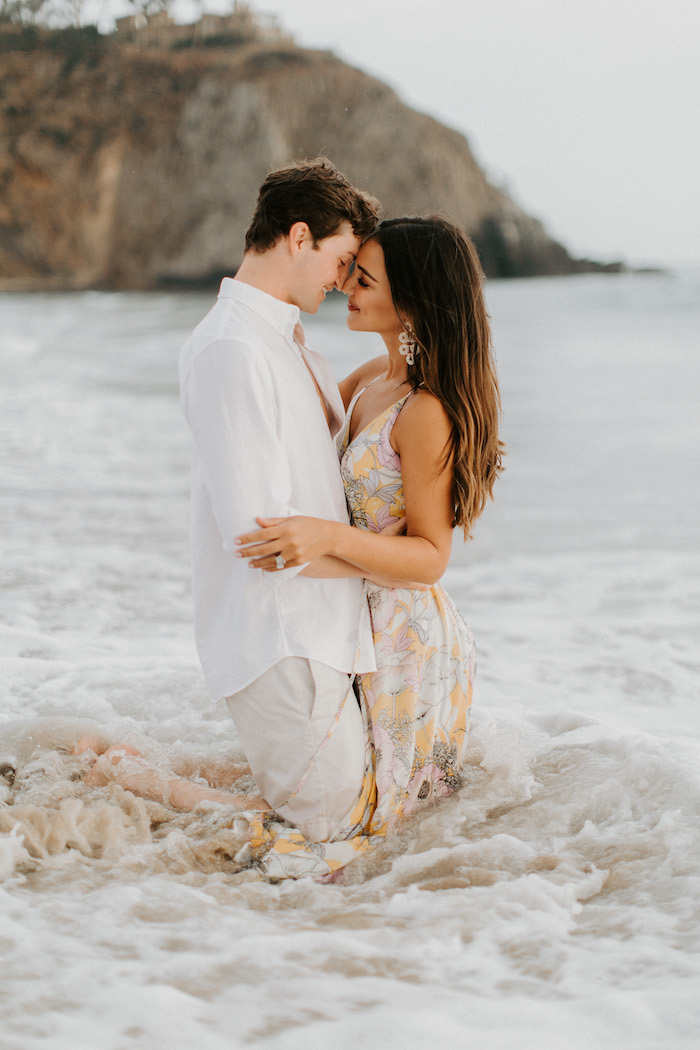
[244,157,379,252]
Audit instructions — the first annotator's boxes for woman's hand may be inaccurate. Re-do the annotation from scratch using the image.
[235,516,339,571]
[236,514,429,587]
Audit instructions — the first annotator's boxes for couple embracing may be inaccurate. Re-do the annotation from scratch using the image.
[92,157,503,880]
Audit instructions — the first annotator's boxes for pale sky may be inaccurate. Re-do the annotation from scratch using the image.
[94,0,699,267]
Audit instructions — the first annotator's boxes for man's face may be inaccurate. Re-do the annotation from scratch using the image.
[289,221,361,313]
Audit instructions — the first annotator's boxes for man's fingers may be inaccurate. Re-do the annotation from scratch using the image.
[382,517,408,537]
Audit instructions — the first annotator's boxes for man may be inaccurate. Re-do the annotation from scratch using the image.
[179,158,379,842]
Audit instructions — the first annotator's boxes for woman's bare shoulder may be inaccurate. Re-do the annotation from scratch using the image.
[338,354,389,408]
[394,387,452,447]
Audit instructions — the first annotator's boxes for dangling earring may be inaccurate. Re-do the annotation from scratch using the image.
[398,323,419,366]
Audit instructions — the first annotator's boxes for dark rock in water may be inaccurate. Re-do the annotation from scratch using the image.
[0,25,619,289]
[0,758,17,786]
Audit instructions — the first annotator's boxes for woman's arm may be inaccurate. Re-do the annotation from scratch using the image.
[298,519,426,588]
[298,555,425,589]
[298,556,367,579]
[236,392,455,585]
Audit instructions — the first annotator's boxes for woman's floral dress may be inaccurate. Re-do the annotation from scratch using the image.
[237,387,476,880]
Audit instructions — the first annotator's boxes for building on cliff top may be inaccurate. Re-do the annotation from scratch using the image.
[114,2,287,49]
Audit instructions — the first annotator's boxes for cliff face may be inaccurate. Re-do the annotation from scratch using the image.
[0,33,598,289]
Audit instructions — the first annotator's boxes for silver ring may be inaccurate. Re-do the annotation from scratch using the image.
[275,554,286,570]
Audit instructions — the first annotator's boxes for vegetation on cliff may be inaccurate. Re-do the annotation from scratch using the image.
[0,21,619,289]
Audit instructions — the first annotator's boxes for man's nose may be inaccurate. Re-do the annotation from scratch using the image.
[340,270,356,295]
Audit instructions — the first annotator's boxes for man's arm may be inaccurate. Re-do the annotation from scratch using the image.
[182,339,306,577]
[234,392,455,585]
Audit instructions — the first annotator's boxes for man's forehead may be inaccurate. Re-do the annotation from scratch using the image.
[328,221,361,255]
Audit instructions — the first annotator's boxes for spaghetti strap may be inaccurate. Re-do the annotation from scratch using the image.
[345,375,381,444]
[344,381,416,450]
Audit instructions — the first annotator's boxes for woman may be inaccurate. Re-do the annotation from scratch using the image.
[75,217,503,880]
[234,216,504,875]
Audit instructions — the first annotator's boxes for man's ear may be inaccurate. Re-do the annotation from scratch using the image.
[287,221,311,257]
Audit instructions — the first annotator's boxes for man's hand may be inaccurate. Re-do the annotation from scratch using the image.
[380,516,408,537]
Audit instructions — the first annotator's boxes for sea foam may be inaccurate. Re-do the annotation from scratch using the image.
[1,273,699,1048]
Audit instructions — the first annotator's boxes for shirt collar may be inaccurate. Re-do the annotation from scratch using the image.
[218,277,300,341]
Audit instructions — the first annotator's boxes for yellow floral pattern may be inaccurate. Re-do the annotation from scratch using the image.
[340,388,475,836]
[236,387,475,880]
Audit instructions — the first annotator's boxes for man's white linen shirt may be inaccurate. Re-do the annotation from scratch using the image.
[179,278,375,701]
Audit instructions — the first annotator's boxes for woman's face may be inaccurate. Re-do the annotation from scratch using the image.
[343,238,404,340]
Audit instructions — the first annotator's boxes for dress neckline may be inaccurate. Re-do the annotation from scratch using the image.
[345,377,413,449]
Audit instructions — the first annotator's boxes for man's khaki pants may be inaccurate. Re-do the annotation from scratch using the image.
[226,657,366,842]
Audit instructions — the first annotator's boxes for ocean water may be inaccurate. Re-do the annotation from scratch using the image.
[1,270,699,1048]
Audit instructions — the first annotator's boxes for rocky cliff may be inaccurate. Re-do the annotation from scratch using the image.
[0,27,611,289]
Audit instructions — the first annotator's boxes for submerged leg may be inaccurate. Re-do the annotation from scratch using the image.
[75,740,268,813]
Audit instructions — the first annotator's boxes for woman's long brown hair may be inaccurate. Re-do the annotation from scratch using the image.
[374,216,505,537]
